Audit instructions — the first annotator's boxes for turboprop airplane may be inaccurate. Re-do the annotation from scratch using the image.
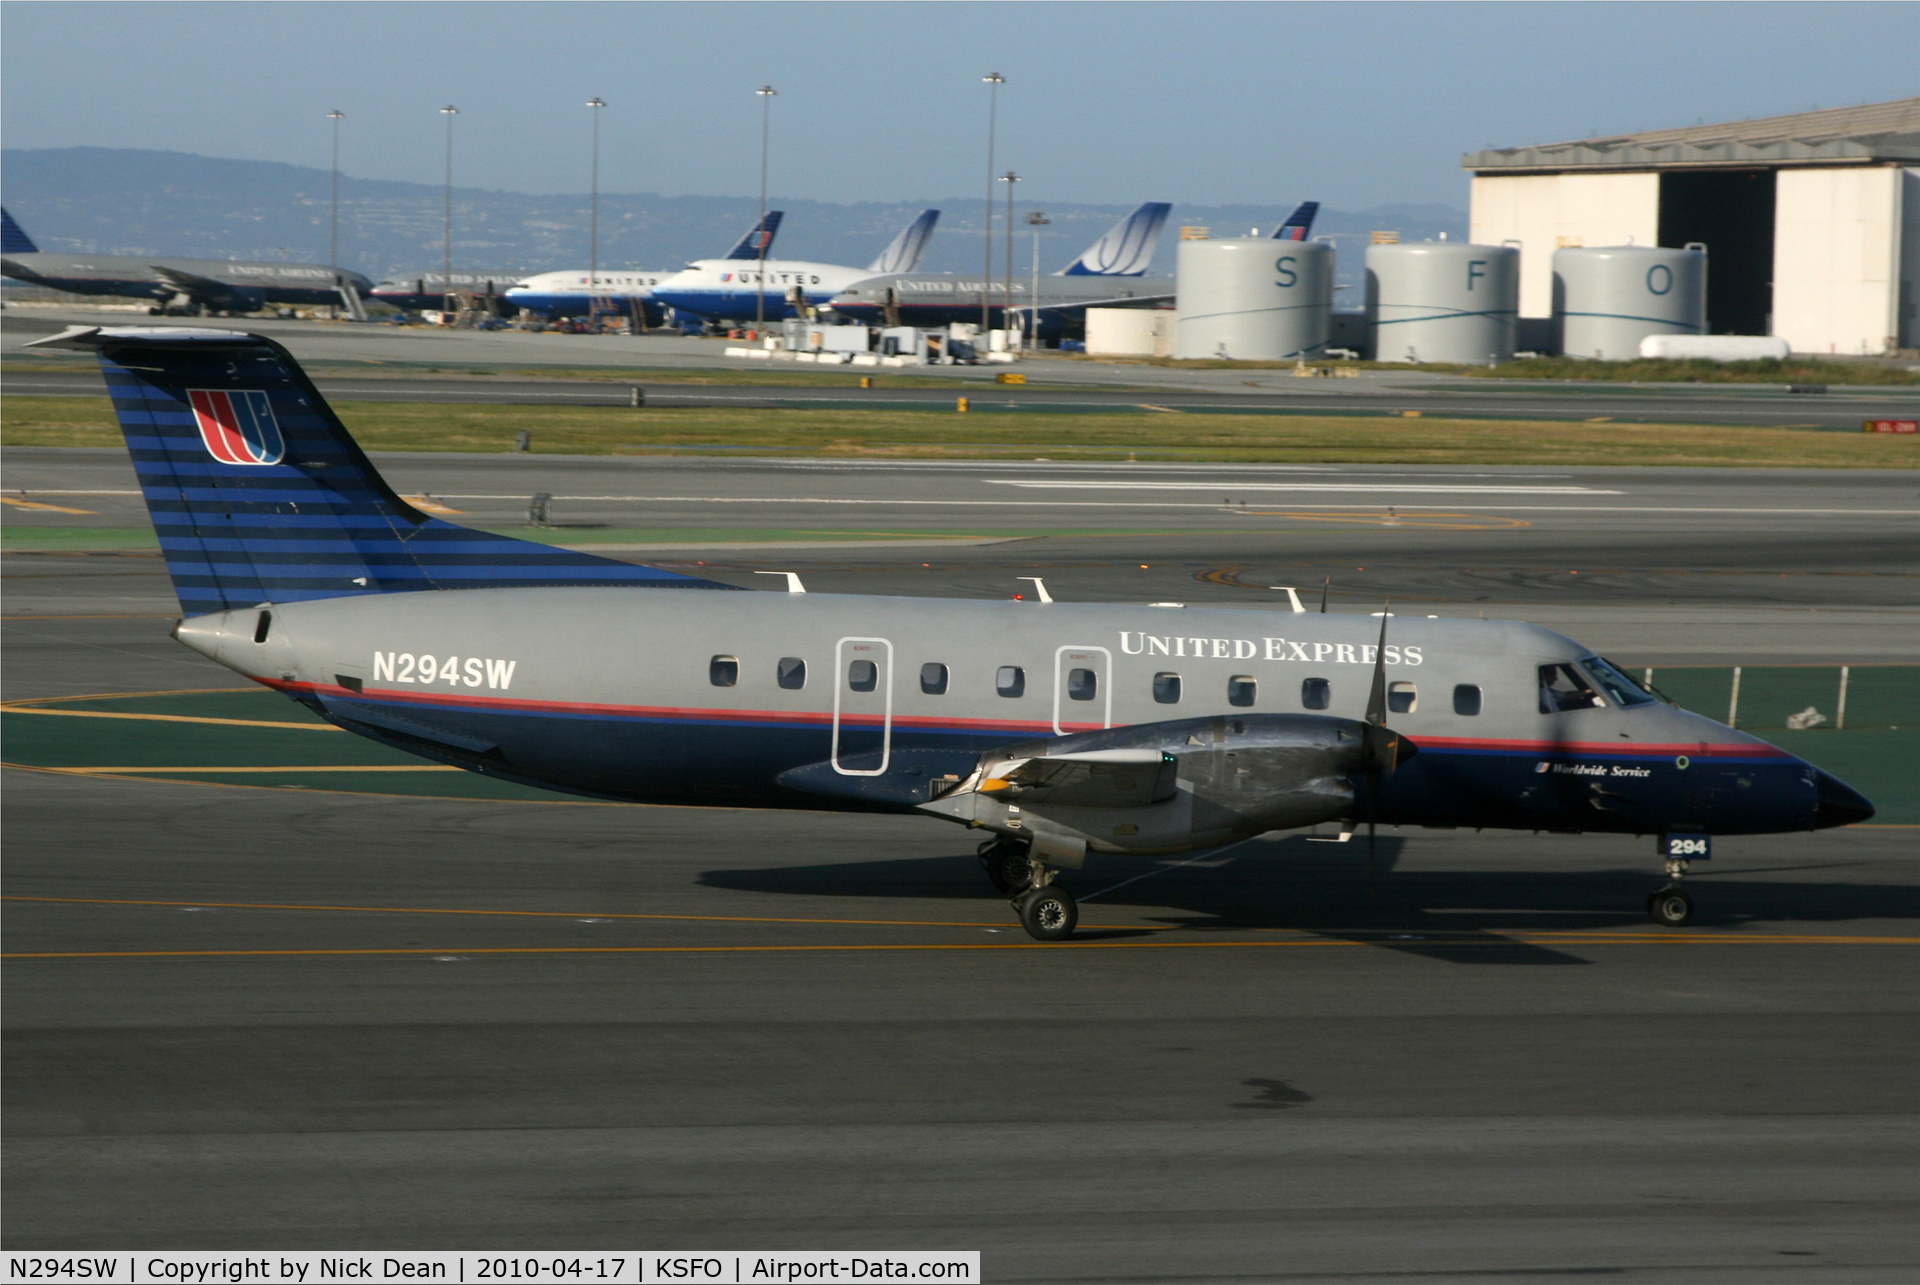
[30,324,1875,941]
[0,208,373,316]
[501,211,787,327]
[649,208,940,324]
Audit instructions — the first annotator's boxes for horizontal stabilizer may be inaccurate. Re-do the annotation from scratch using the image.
[867,209,940,273]
[1060,202,1172,276]
[26,326,739,616]
[723,211,784,261]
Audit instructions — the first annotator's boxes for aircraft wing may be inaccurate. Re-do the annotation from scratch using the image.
[1015,293,1176,314]
[149,265,232,300]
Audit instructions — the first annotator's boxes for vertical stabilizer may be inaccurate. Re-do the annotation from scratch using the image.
[2,207,39,254]
[723,211,784,261]
[1059,202,1172,276]
[24,326,736,616]
[1273,201,1319,241]
[867,209,941,273]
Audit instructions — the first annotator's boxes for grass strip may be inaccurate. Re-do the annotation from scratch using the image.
[5,396,1916,467]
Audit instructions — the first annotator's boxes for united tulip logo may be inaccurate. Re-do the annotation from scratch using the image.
[188,389,285,466]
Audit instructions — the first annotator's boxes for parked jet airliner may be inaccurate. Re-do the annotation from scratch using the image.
[503,212,786,327]
[649,209,939,324]
[825,201,1316,336]
[1,208,372,315]
[31,324,1875,940]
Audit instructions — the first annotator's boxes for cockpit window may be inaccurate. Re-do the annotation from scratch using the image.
[1539,663,1604,713]
[1580,656,1655,707]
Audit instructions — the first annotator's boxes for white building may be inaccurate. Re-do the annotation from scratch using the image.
[1464,98,1920,355]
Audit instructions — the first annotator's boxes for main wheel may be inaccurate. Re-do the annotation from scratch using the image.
[1017,884,1078,942]
[979,840,1033,895]
[1647,887,1693,927]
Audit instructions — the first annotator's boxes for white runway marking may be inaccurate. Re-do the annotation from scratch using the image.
[986,480,1620,495]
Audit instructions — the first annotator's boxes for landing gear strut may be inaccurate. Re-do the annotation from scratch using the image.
[1647,856,1693,927]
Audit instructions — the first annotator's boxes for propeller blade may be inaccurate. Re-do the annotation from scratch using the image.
[1364,604,1390,728]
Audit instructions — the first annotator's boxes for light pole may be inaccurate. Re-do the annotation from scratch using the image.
[1026,210,1049,350]
[999,172,1019,344]
[326,109,343,317]
[586,97,605,325]
[440,105,458,315]
[980,72,1003,333]
[755,85,776,335]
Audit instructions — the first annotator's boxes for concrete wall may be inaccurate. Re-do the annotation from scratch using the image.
[1773,166,1903,355]
[1086,308,1173,357]
[1469,172,1659,318]
[1902,169,1920,350]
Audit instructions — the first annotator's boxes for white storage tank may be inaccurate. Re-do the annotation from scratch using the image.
[1553,246,1706,360]
[1176,238,1332,360]
[1366,242,1519,363]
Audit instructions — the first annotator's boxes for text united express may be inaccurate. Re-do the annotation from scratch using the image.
[1118,633,1426,665]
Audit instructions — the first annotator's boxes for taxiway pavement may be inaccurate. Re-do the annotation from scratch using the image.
[4,444,1919,1273]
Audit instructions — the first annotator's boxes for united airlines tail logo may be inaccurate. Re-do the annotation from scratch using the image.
[188,389,285,466]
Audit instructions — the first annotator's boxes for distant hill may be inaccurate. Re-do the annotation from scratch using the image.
[1,147,1465,294]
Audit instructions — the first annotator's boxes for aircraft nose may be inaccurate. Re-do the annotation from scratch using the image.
[1812,767,1875,828]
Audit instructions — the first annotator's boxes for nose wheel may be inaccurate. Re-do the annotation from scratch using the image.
[1647,855,1693,926]
[1647,886,1693,927]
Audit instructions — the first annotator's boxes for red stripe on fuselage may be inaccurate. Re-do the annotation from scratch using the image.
[264,679,1786,757]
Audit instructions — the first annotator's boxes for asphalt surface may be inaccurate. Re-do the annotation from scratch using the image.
[5,445,1920,1273]
[7,306,1919,427]
[8,450,1918,661]
[10,360,1919,429]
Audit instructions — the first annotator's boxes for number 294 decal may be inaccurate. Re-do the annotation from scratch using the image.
[1662,835,1711,860]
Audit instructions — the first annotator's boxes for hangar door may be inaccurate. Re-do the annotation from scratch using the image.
[1659,169,1776,336]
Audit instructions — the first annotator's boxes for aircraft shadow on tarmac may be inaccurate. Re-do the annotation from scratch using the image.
[701,833,1916,965]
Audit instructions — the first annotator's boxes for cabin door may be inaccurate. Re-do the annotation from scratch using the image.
[1053,645,1114,735]
[832,636,894,775]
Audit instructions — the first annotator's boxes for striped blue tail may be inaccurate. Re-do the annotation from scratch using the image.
[27,326,737,616]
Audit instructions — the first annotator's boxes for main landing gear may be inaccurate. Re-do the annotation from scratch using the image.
[1647,856,1693,927]
[978,837,1078,942]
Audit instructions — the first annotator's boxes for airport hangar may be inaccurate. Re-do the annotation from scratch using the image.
[1465,96,1920,356]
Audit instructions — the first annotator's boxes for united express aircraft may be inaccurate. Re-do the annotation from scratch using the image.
[30,324,1875,940]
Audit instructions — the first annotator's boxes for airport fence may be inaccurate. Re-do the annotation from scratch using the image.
[1637,664,1919,731]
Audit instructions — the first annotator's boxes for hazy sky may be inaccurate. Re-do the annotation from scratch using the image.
[4,2,1916,210]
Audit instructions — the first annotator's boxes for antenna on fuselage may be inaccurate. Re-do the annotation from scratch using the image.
[1319,577,1330,613]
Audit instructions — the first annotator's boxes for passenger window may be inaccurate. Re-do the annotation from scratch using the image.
[1453,683,1482,716]
[1539,662,1603,713]
[996,665,1025,698]
[1153,672,1182,704]
[1228,676,1257,707]
[709,655,739,687]
[777,657,807,690]
[920,662,949,695]
[1067,668,1098,701]
[1387,681,1417,714]
[1301,677,1331,710]
[847,659,877,692]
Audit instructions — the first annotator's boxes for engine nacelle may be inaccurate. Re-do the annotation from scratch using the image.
[919,713,1412,856]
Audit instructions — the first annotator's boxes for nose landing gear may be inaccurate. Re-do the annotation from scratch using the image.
[1647,855,1693,926]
